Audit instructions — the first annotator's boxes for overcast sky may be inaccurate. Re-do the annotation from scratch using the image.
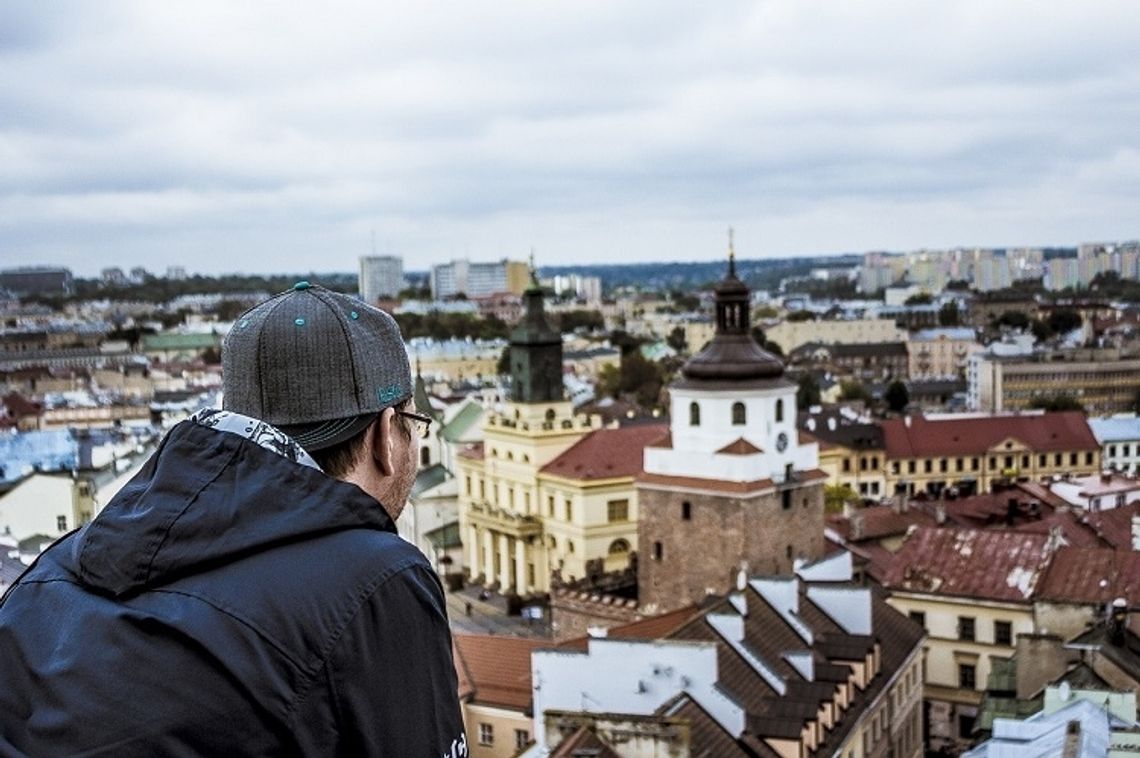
[2,2,1138,276]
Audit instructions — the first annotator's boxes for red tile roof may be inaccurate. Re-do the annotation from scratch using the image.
[881,527,1055,602]
[717,437,763,455]
[452,633,543,711]
[881,412,1099,458]
[1079,501,1140,549]
[827,506,936,542]
[541,424,668,481]
[1036,546,1140,605]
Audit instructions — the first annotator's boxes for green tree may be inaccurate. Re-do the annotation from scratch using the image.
[996,310,1031,330]
[824,483,858,514]
[216,300,249,321]
[666,326,687,353]
[839,380,869,402]
[1028,394,1084,412]
[497,346,511,376]
[1046,308,1082,336]
[938,301,960,327]
[597,363,621,399]
[786,310,815,323]
[904,293,933,305]
[796,374,821,410]
[556,310,605,333]
[885,380,909,413]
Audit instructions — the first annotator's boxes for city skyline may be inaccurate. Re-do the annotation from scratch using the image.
[2,2,1139,276]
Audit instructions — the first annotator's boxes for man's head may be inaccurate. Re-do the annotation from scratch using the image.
[222,282,421,518]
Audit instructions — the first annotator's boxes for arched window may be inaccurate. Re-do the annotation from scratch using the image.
[545,408,556,422]
[689,402,701,426]
[776,398,784,423]
[732,402,746,425]
[608,539,630,555]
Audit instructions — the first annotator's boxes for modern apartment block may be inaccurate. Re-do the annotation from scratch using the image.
[357,255,403,303]
[430,259,529,300]
[968,351,1140,415]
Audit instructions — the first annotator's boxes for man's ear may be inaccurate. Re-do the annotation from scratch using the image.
[371,407,396,476]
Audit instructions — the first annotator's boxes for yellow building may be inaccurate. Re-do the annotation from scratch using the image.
[881,527,1052,754]
[457,274,666,594]
[767,317,907,354]
[906,327,981,380]
[453,634,542,758]
[881,412,1100,497]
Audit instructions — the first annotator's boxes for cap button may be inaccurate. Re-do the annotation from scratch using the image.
[293,280,311,290]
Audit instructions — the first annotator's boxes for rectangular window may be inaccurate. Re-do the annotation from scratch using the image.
[515,729,530,750]
[479,723,494,746]
[1055,453,1063,466]
[958,663,976,689]
[1086,452,1094,465]
[653,541,663,561]
[972,457,979,471]
[1070,452,1078,466]
[958,713,976,738]
[908,610,926,630]
[607,499,629,522]
[891,461,900,475]
[871,457,879,470]
[681,501,692,521]
[1021,455,1030,468]
[994,620,1012,646]
[956,458,964,472]
[465,476,472,496]
[564,499,573,522]
[547,496,554,517]
[989,456,997,469]
[940,458,948,473]
[924,459,932,473]
[1039,454,1046,467]
[1004,455,1013,469]
[908,460,916,474]
[843,459,851,472]
[56,515,67,532]
[479,480,485,499]
[1125,444,1132,457]
[958,616,975,641]
[1110,445,1118,457]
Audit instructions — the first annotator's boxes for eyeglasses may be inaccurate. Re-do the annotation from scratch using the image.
[396,409,433,439]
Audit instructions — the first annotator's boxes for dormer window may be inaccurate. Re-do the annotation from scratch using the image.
[689,402,701,426]
[732,402,746,425]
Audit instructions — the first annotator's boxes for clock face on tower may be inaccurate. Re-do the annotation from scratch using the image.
[775,432,788,453]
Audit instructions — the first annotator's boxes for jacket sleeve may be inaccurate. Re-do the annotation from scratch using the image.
[320,560,468,757]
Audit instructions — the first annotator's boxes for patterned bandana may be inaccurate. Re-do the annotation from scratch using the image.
[190,408,322,472]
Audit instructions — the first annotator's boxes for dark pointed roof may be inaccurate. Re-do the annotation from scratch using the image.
[675,247,786,389]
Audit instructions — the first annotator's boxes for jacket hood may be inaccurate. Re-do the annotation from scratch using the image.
[75,420,395,597]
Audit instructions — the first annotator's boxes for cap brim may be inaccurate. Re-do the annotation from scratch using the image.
[279,412,380,453]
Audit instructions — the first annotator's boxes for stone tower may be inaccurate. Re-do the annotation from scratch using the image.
[637,236,825,614]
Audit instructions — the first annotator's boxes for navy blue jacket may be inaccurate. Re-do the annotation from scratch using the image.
[0,421,467,756]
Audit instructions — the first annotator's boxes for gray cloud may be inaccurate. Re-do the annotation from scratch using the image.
[1,1,1138,275]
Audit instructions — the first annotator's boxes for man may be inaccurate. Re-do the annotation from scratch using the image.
[0,283,467,756]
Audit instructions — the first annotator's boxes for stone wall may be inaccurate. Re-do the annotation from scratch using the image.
[637,478,825,614]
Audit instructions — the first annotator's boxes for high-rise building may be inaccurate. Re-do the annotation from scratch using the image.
[358,255,403,304]
[430,258,528,300]
[0,267,73,297]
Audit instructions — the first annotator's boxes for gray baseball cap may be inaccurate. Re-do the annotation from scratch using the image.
[222,281,413,451]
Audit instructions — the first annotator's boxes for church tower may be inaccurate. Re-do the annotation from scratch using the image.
[509,266,563,403]
[637,233,825,613]
[458,258,590,597]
